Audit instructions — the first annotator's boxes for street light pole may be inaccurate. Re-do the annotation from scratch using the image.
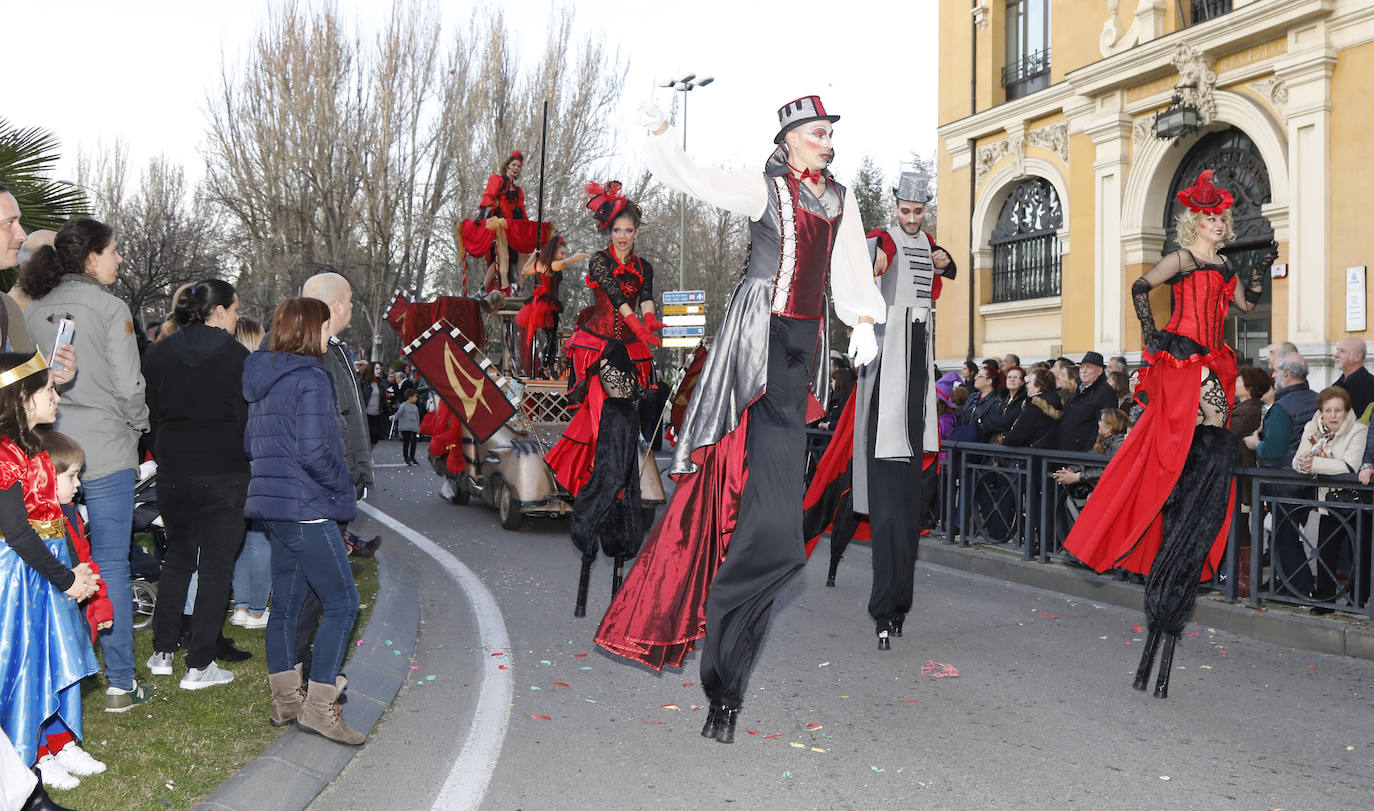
[661,73,713,290]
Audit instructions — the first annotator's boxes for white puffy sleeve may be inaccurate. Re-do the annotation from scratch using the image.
[829,192,888,326]
[640,126,768,221]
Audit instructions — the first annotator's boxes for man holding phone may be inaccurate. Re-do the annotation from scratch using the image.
[0,186,77,379]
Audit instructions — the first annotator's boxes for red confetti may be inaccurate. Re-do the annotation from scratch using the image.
[491,652,504,657]
[574,653,589,658]
[531,715,551,720]
[763,734,783,739]
[805,723,822,729]
[640,718,665,725]
[1307,664,1317,669]
[498,665,508,670]
[902,700,921,704]
[747,729,760,735]
[682,682,694,687]
[1038,612,1050,616]
[552,682,571,688]
[1123,641,1132,646]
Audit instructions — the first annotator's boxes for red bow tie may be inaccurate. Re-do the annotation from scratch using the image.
[790,164,822,184]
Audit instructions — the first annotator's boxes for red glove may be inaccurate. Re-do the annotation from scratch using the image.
[623,313,662,347]
[642,311,666,332]
[84,562,113,643]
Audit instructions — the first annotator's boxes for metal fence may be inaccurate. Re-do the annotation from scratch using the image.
[929,440,1374,620]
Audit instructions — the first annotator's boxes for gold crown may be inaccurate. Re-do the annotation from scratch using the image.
[0,352,50,389]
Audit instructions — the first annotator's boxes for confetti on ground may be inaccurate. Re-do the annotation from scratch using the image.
[574,653,589,657]
[747,729,760,735]
[782,771,793,779]
[763,734,784,740]
[579,666,593,671]
[530,686,541,691]
[394,650,403,655]
[640,718,665,725]
[540,660,552,665]
[818,661,831,667]
[811,747,826,753]
[661,703,681,711]
[1200,665,1213,670]
[385,640,393,646]
[552,682,571,688]
[790,742,806,749]
[491,652,504,657]
[871,766,885,773]
[532,715,551,721]
[356,640,365,646]
[358,603,367,609]
[682,682,694,687]
[806,723,823,730]
[902,699,921,704]
[425,675,436,681]
[921,661,959,678]
[1159,775,1172,781]
[410,666,419,671]
[1347,745,1355,751]
[416,681,425,686]
[1308,664,1317,669]
[498,665,508,670]
[584,699,598,704]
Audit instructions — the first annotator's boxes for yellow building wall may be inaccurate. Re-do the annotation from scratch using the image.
[1327,41,1374,340]
[1059,131,1096,353]
[937,0,974,126]
[935,143,973,360]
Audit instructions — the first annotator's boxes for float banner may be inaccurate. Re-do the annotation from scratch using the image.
[403,322,514,441]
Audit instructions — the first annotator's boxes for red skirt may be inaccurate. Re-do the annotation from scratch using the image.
[1063,343,1237,579]
[544,329,652,496]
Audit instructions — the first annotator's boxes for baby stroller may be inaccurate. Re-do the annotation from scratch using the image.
[128,462,165,630]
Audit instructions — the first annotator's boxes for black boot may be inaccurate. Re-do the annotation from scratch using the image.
[890,615,904,638]
[1132,628,1162,691]
[714,706,739,744]
[573,557,593,618]
[876,619,891,651]
[23,767,77,811]
[700,703,723,739]
[1153,634,1178,699]
[826,558,839,588]
[611,555,628,597]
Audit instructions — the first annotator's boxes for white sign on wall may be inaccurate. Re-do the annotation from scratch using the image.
[1346,266,1367,333]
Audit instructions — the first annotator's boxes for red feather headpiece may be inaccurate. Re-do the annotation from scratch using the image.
[1176,169,1234,215]
[510,150,524,162]
[586,180,628,231]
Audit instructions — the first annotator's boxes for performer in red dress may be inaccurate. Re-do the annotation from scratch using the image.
[544,182,663,617]
[478,150,528,293]
[1063,170,1275,697]
[594,97,884,743]
[516,235,587,378]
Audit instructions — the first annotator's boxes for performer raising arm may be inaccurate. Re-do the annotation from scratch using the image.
[1064,170,1275,698]
[594,96,884,744]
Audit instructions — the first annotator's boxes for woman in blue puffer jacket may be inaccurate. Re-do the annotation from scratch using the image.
[242,297,364,746]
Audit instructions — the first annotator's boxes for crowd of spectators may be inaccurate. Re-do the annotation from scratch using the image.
[1,188,399,805]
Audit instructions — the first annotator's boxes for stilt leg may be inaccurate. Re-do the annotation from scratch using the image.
[826,558,839,588]
[611,555,627,597]
[574,557,593,618]
[1132,628,1162,691]
[1153,634,1178,699]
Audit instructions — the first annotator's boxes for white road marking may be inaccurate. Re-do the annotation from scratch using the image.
[372,463,410,468]
[358,502,512,811]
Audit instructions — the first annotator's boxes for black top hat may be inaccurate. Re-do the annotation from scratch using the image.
[773,95,840,144]
[1080,351,1106,368]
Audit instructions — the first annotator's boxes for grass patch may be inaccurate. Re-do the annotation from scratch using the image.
[57,555,380,811]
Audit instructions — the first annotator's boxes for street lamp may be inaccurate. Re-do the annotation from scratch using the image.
[661,73,714,289]
[1153,82,1202,143]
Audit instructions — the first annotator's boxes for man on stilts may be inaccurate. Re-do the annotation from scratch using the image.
[802,171,955,649]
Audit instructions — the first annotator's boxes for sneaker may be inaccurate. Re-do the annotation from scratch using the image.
[54,744,106,776]
[181,661,235,690]
[104,680,154,713]
[229,607,251,627]
[146,651,174,676]
[242,610,269,629]
[36,754,80,790]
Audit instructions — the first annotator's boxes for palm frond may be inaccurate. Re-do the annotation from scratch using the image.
[0,117,91,230]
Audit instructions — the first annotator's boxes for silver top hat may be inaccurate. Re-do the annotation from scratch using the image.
[774,95,840,144]
[893,171,933,203]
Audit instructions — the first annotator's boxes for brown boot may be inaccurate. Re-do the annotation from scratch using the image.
[268,666,305,727]
[297,679,366,745]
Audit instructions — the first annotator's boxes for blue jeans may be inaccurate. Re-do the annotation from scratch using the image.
[83,468,137,690]
[262,520,358,683]
[232,520,272,613]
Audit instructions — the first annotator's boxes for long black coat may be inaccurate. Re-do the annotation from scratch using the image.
[1003,390,1063,449]
[1058,376,1119,452]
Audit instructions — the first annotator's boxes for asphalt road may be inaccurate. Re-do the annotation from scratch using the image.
[312,451,1374,810]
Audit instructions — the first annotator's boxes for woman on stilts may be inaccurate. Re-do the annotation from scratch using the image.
[545,182,663,618]
[1064,170,1276,698]
[594,97,884,743]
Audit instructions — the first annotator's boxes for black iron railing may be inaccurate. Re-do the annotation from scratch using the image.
[991,232,1061,302]
[1191,0,1232,26]
[1002,48,1051,100]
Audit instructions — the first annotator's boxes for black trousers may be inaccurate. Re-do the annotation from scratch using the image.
[865,321,927,625]
[701,316,814,707]
[401,431,419,462]
[152,472,249,669]
[570,398,643,560]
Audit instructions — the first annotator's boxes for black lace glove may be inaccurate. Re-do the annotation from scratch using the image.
[1245,241,1278,305]
[1131,277,1160,351]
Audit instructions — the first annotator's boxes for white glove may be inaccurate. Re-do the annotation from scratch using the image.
[848,322,878,367]
[631,101,666,132]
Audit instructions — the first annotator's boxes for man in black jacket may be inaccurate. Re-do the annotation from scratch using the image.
[1332,337,1374,419]
[1057,352,1118,452]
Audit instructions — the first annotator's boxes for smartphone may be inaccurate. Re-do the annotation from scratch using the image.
[50,318,76,371]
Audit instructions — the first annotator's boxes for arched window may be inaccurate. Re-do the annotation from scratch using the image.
[990,178,1062,303]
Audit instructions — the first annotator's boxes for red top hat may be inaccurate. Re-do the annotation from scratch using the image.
[586,180,628,230]
[774,95,841,143]
[1176,170,1234,215]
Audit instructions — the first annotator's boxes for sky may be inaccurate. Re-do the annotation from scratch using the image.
[4,0,943,191]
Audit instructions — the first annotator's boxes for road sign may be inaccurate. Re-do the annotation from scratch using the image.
[662,289,706,305]
[662,326,706,338]
[660,304,705,315]
[662,314,707,327]
[663,336,703,348]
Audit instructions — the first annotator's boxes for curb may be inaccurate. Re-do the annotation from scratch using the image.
[920,538,1374,662]
[195,538,418,811]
